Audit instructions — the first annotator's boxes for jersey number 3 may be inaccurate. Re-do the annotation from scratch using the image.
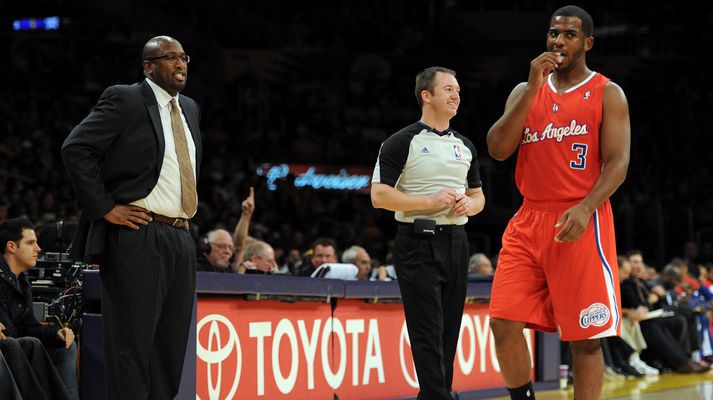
[570,143,587,170]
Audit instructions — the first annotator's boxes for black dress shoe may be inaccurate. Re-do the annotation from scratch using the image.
[618,365,645,377]
[677,362,710,373]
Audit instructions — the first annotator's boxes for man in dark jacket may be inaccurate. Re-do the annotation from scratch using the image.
[0,217,77,399]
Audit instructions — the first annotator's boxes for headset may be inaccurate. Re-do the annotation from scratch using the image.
[200,235,211,255]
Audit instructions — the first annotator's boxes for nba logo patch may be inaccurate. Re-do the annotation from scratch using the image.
[552,103,559,112]
[453,144,462,160]
[584,90,591,100]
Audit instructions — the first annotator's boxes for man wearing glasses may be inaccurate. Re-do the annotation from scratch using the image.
[62,36,201,399]
[197,229,235,273]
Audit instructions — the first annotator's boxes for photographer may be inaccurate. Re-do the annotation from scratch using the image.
[0,218,79,399]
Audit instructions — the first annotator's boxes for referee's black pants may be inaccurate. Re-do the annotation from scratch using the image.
[393,223,469,400]
[101,222,196,400]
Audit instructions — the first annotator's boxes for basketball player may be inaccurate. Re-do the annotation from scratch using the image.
[486,6,630,400]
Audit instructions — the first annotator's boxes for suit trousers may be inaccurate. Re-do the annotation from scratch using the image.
[101,221,196,400]
[393,223,469,400]
[640,315,689,368]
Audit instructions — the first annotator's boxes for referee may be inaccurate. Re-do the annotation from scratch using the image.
[371,66,485,399]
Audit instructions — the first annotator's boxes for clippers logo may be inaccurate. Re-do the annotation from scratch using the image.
[453,144,462,160]
[197,314,242,400]
[579,303,610,328]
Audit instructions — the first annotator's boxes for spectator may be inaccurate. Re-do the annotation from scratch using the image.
[341,245,372,280]
[232,187,255,265]
[614,256,657,376]
[704,264,713,288]
[468,253,494,276]
[281,248,304,275]
[628,250,665,302]
[36,221,77,254]
[197,229,235,273]
[622,251,708,373]
[0,218,77,399]
[298,238,337,277]
[686,263,713,363]
[239,240,277,275]
[658,263,706,361]
[669,258,701,292]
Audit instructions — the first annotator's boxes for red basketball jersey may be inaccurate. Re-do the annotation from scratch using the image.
[515,72,610,203]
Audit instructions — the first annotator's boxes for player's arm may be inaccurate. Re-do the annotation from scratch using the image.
[554,82,630,242]
[487,52,563,160]
[371,183,456,212]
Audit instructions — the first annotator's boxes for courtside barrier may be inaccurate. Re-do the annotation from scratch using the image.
[81,270,560,399]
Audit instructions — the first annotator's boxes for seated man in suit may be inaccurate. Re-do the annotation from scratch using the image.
[0,218,77,399]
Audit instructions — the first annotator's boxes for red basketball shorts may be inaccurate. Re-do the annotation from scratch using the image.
[489,199,621,341]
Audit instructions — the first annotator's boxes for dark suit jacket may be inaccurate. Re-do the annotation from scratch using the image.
[61,80,202,263]
[0,258,62,347]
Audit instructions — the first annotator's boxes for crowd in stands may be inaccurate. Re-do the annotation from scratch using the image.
[2,1,713,395]
[2,1,713,270]
[560,251,713,384]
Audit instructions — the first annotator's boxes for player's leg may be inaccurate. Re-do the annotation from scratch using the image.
[490,206,554,399]
[547,201,620,399]
[569,339,604,400]
[489,319,531,387]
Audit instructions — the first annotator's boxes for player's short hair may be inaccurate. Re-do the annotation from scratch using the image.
[415,66,456,108]
[551,5,594,37]
[0,217,34,254]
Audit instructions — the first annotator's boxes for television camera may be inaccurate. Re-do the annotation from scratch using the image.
[28,251,86,333]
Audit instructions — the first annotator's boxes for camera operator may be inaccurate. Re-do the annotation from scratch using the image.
[0,218,79,399]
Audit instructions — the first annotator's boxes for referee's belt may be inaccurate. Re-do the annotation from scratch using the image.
[397,221,464,234]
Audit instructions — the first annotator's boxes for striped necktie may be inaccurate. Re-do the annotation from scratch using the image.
[170,99,197,217]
